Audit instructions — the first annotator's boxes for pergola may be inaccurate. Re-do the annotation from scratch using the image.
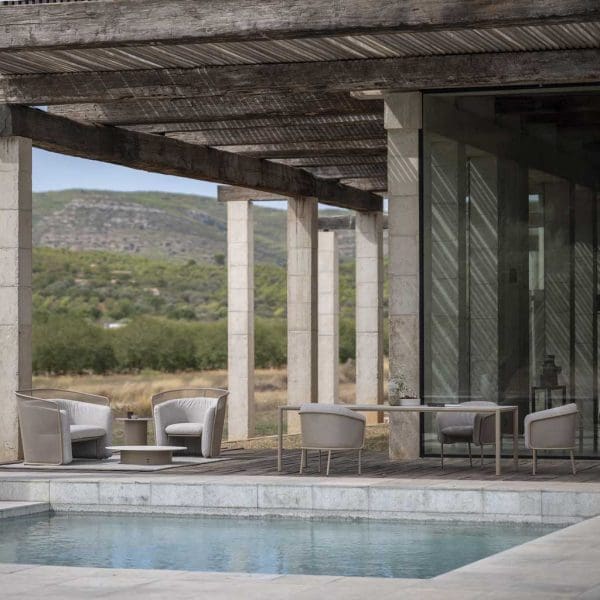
[0,0,599,461]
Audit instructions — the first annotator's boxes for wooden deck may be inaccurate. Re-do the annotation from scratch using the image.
[167,448,600,482]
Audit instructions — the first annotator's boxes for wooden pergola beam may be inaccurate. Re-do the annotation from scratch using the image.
[212,140,386,159]
[1,0,598,52]
[6,49,600,104]
[49,94,381,126]
[127,114,383,134]
[169,121,383,146]
[0,104,381,212]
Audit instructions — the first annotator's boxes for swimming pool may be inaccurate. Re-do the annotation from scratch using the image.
[0,513,557,579]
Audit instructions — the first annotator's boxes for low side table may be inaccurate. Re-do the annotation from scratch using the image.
[116,417,152,445]
[107,446,187,465]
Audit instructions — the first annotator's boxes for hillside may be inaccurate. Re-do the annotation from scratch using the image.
[33,246,360,323]
[33,189,356,265]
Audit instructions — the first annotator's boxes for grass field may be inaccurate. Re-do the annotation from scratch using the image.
[33,362,390,449]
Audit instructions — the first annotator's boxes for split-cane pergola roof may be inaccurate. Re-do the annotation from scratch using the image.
[0,0,599,210]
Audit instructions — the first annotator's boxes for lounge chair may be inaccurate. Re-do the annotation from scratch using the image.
[152,388,228,457]
[524,403,578,475]
[435,400,499,468]
[299,404,366,475]
[16,388,112,465]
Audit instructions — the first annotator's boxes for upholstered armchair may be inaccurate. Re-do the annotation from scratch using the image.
[524,403,578,475]
[299,404,366,475]
[16,389,112,465]
[435,400,499,468]
[151,388,228,457]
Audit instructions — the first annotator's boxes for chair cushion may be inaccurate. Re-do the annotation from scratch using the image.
[440,425,473,440]
[70,425,106,441]
[165,422,203,437]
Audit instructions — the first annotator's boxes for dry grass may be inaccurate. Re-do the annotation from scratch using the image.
[33,361,390,448]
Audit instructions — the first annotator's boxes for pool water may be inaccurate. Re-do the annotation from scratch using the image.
[0,514,557,579]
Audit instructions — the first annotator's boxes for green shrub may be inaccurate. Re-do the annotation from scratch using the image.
[33,316,116,375]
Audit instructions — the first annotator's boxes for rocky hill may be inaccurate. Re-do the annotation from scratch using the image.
[33,189,356,265]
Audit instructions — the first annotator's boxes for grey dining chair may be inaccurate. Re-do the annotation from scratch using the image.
[435,400,499,468]
[524,403,578,475]
[299,404,366,476]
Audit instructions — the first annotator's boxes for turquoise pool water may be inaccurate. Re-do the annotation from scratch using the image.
[0,514,556,579]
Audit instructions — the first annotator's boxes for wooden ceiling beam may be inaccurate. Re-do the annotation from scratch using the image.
[2,0,598,52]
[212,140,387,159]
[6,49,600,104]
[0,104,381,212]
[169,121,383,146]
[48,94,381,126]
[127,113,383,134]
[275,155,387,167]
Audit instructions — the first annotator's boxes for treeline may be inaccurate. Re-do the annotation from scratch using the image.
[33,315,362,375]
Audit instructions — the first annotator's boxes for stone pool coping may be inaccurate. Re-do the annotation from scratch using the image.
[1,515,599,598]
[1,472,600,524]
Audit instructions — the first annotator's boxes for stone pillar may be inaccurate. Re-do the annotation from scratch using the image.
[226,200,254,440]
[318,230,339,404]
[384,92,421,459]
[0,137,32,462]
[287,197,318,432]
[355,211,383,423]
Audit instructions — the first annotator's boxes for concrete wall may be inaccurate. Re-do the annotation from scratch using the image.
[0,137,32,462]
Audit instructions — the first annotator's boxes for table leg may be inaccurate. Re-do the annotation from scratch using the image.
[512,408,519,471]
[495,410,502,476]
[277,407,283,472]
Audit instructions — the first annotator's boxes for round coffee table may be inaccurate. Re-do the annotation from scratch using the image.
[107,446,187,466]
[115,418,152,445]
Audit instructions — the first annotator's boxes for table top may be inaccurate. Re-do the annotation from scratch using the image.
[115,417,153,422]
[107,445,187,452]
[279,404,518,413]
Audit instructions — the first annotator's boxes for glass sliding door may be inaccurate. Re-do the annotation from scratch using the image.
[422,93,599,457]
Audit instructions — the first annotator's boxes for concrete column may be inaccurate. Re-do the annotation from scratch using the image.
[355,211,383,423]
[0,137,32,462]
[226,200,254,440]
[385,92,421,459]
[318,230,339,404]
[287,196,318,432]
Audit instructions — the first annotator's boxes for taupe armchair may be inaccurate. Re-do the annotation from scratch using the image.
[435,401,498,468]
[16,389,112,465]
[524,403,578,475]
[152,388,228,457]
[299,404,366,476]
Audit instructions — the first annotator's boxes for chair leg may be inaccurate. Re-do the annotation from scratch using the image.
[358,449,362,475]
[326,450,332,476]
[480,445,484,468]
[299,448,305,474]
[440,443,444,470]
[468,442,473,468]
[570,450,576,475]
[532,449,537,476]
